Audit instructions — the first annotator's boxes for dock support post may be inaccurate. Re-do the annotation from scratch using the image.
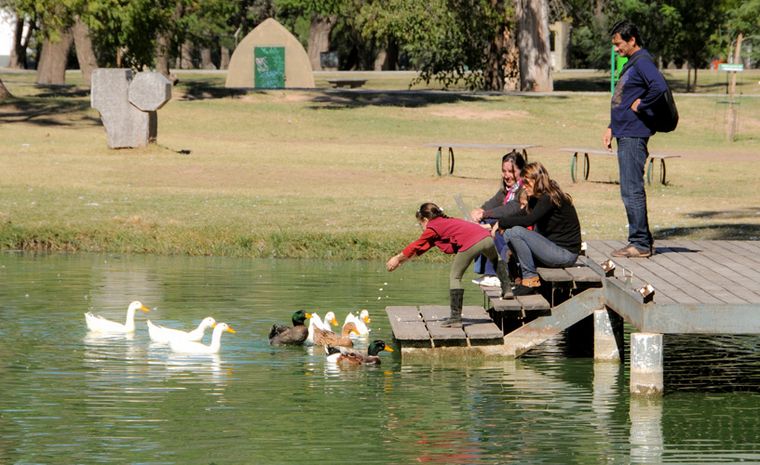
[593,309,623,362]
[630,332,663,396]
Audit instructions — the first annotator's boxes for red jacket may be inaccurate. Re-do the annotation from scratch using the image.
[402,217,489,258]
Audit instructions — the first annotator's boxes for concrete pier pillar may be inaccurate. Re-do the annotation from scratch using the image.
[630,332,664,395]
[593,309,623,362]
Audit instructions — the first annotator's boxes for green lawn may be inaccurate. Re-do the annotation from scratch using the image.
[1,69,759,260]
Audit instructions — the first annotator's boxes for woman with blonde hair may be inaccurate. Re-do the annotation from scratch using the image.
[497,162,582,296]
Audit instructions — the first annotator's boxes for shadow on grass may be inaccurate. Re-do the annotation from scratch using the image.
[554,78,610,92]
[658,223,760,240]
[0,96,98,126]
[686,207,760,220]
[33,85,91,98]
[307,90,492,109]
[178,80,247,100]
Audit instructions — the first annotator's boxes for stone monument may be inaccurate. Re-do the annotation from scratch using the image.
[225,18,315,89]
[91,69,172,149]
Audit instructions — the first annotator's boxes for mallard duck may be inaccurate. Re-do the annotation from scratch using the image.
[147,316,216,343]
[313,322,359,348]
[269,310,312,346]
[343,309,371,337]
[169,322,236,354]
[325,339,394,365]
[85,301,150,334]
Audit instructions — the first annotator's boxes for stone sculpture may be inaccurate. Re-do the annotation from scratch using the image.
[91,69,172,148]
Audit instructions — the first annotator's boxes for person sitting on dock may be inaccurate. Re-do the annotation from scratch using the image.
[469,150,526,287]
[496,162,582,296]
[386,202,509,328]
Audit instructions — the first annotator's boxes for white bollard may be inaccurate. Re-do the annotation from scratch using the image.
[630,332,664,395]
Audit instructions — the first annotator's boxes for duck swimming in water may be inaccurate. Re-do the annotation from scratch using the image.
[147,316,217,343]
[84,301,150,334]
[343,309,371,337]
[169,322,236,354]
[305,311,338,345]
[269,310,312,346]
[313,322,359,348]
[325,339,394,366]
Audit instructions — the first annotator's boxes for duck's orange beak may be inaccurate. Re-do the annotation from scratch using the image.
[140,305,150,313]
[305,312,312,319]
[384,346,394,352]
[226,326,236,334]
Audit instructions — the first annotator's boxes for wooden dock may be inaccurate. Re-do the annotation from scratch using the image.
[385,240,760,394]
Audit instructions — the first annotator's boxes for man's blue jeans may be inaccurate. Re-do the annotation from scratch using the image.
[502,226,578,279]
[617,137,653,251]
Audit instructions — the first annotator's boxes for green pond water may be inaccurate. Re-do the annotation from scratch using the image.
[0,252,758,464]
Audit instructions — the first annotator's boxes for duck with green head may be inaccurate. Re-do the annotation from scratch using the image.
[325,339,394,365]
[269,310,312,345]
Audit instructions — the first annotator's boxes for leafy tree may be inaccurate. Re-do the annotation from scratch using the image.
[358,0,516,90]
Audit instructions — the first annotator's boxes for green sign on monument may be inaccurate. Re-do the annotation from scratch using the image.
[254,47,285,88]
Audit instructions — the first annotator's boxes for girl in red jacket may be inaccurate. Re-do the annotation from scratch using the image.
[386,202,507,328]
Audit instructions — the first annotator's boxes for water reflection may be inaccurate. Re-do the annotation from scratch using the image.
[629,397,664,464]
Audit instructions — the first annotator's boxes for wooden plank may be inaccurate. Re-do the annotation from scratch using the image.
[385,306,430,342]
[419,305,467,342]
[490,296,522,312]
[462,305,503,340]
[663,241,760,303]
[537,267,573,282]
[514,294,551,311]
[651,248,745,304]
[565,265,603,283]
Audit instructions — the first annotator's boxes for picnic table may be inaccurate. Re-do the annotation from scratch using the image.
[560,147,681,185]
[424,143,539,176]
[326,78,367,88]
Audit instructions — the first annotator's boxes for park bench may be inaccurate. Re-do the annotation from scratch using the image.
[424,143,539,176]
[326,78,367,88]
[560,147,680,185]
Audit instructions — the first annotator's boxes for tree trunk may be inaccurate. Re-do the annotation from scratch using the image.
[503,21,521,91]
[72,17,98,86]
[307,15,336,70]
[200,48,216,69]
[373,40,398,71]
[220,46,231,70]
[155,32,172,76]
[9,15,28,69]
[0,78,12,99]
[686,66,691,93]
[36,30,74,85]
[180,41,193,69]
[515,0,553,92]
[484,3,520,92]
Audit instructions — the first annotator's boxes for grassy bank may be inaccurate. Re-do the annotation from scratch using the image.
[1,70,759,260]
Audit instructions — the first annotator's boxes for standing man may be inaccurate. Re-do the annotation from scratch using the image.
[603,20,668,258]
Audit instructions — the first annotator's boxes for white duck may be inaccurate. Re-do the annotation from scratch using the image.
[85,301,150,334]
[169,322,236,354]
[306,311,338,345]
[147,316,217,344]
[343,309,371,337]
